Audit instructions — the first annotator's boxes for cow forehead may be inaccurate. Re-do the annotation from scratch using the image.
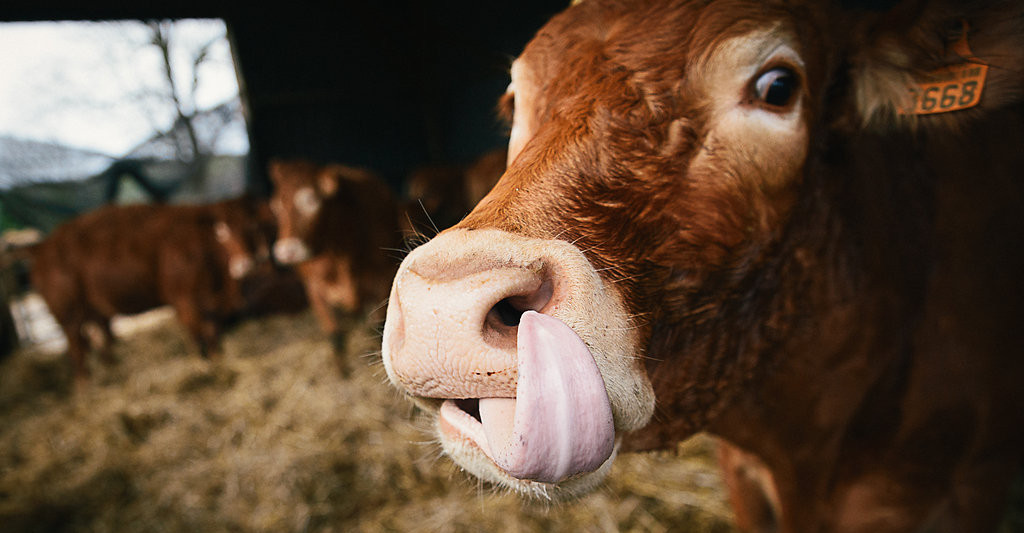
[518,0,809,90]
[507,3,811,171]
[274,175,314,194]
[480,0,815,251]
[270,161,320,194]
[272,174,319,208]
[694,25,802,81]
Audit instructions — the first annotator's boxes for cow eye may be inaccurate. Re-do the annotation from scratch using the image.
[753,67,799,108]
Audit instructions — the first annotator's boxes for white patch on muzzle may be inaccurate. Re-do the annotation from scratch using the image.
[229,256,254,279]
[273,237,311,265]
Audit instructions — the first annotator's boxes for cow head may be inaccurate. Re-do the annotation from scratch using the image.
[267,159,347,265]
[381,0,1022,499]
[214,220,255,279]
[211,197,275,280]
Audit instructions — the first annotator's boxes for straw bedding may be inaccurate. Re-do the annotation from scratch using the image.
[0,306,737,533]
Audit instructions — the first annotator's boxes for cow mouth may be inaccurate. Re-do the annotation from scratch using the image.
[435,396,619,500]
[380,229,657,498]
[272,237,311,265]
[430,311,617,493]
[438,399,492,455]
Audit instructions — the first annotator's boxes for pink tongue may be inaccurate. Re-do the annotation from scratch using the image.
[478,310,615,483]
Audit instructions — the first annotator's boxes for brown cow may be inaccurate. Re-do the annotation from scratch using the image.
[267,159,401,371]
[30,196,271,383]
[400,148,508,240]
[380,0,1024,531]
[401,164,468,238]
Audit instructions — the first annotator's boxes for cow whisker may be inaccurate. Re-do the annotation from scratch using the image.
[416,198,442,237]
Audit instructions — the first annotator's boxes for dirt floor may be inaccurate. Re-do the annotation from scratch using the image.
[0,304,739,533]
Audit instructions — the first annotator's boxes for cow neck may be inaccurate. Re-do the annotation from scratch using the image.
[710,104,1024,529]
[306,192,358,256]
[628,116,944,462]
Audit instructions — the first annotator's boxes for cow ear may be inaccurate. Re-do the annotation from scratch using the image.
[848,5,1024,129]
[318,168,340,197]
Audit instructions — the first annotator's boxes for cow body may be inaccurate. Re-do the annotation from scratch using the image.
[31,196,270,382]
[268,160,401,367]
[381,0,1024,531]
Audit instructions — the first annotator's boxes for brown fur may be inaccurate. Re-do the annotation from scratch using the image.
[30,196,271,382]
[444,0,1024,530]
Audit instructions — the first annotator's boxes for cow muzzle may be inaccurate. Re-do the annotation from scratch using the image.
[381,228,655,497]
[229,256,255,279]
[272,237,311,265]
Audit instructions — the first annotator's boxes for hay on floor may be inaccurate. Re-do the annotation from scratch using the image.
[0,305,736,533]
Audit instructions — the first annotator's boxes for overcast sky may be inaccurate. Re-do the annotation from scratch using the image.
[0,19,244,156]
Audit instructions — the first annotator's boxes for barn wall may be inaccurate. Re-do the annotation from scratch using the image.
[226,1,565,193]
[2,0,566,194]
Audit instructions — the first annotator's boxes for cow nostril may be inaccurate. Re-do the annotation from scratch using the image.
[493,298,524,327]
[483,279,555,340]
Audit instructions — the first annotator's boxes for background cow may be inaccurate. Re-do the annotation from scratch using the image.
[380,0,1024,531]
[268,159,401,374]
[401,164,468,239]
[30,196,271,384]
[400,148,508,242]
[463,148,507,213]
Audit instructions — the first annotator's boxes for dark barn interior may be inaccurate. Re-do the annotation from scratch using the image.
[2,0,567,194]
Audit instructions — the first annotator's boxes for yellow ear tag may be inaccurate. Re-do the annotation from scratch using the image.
[902,23,988,115]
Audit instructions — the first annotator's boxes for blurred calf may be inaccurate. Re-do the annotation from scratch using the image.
[29,196,273,384]
[267,159,401,373]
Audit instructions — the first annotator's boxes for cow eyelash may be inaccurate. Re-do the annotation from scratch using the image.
[497,92,515,125]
